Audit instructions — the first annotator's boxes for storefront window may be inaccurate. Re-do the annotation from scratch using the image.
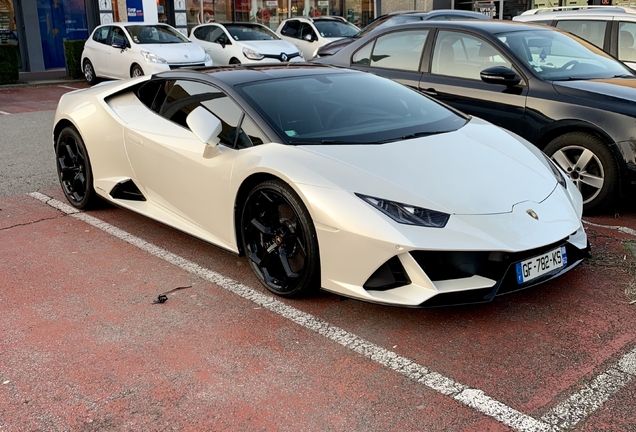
[186,0,232,33]
[157,0,168,23]
[253,0,283,30]
[37,0,88,68]
[344,0,371,27]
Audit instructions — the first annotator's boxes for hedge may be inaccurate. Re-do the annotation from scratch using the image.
[0,44,19,85]
[64,39,86,79]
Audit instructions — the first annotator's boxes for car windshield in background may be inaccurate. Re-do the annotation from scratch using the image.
[313,20,359,38]
[497,29,633,80]
[127,25,190,44]
[226,24,280,41]
[237,72,468,144]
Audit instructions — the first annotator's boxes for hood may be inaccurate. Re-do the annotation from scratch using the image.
[140,42,206,63]
[241,40,301,56]
[316,37,354,56]
[553,78,636,108]
[299,119,557,215]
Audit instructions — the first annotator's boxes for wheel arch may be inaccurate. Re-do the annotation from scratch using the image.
[53,119,79,148]
[130,62,143,76]
[536,121,615,152]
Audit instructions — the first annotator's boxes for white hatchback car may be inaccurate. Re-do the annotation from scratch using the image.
[81,23,212,85]
[514,6,636,70]
[190,22,303,65]
[276,16,359,60]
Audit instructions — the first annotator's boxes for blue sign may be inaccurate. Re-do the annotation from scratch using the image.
[126,0,144,21]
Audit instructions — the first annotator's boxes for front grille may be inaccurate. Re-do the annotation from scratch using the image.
[262,52,302,62]
[169,63,205,70]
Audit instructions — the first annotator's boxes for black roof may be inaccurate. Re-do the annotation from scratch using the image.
[377,19,552,35]
[155,63,358,87]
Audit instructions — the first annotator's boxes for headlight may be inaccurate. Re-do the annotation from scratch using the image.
[356,193,450,228]
[140,50,167,64]
[543,153,567,189]
[204,53,211,63]
[243,47,264,60]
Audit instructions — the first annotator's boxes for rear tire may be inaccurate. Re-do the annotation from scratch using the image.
[83,59,98,85]
[544,132,618,213]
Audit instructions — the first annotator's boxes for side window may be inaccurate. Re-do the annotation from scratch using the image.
[93,27,111,44]
[431,31,511,80]
[136,80,170,112]
[299,23,317,41]
[352,42,374,66]
[281,20,300,37]
[110,27,128,47]
[368,30,429,71]
[555,20,607,49]
[208,26,226,43]
[618,22,636,62]
[192,26,209,41]
[158,80,245,147]
[235,115,266,148]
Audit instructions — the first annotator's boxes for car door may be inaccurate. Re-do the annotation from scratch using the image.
[86,26,112,77]
[123,79,258,242]
[107,26,133,78]
[350,29,430,90]
[418,29,528,137]
[617,21,636,70]
[192,25,232,65]
[279,20,305,53]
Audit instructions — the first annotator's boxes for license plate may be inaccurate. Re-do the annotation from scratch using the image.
[515,246,567,284]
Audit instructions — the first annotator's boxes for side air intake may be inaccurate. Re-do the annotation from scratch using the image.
[110,179,146,201]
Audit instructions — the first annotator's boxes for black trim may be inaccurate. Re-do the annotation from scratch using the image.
[110,179,146,201]
[261,52,302,62]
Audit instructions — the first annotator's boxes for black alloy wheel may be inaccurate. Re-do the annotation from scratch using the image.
[241,180,320,297]
[55,126,98,209]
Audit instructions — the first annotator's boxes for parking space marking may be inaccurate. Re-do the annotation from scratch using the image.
[541,347,636,429]
[27,191,552,432]
[583,220,636,237]
[57,85,81,90]
[0,110,11,115]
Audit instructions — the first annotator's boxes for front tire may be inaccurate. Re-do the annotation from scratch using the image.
[131,64,144,78]
[55,126,99,209]
[241,180,320,298]
[544,132,618,213]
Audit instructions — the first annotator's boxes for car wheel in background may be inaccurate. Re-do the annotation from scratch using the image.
[131,64,144,78]
[544,132,618,213]
[55,127,99,209]
[83,59,98,85]
[241,180,320,297]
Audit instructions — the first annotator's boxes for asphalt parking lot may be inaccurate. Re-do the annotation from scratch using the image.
[1,83,635,431]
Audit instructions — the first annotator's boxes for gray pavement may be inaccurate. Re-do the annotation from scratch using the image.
[0,110,57,197]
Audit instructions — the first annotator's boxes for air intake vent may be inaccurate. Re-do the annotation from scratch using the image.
[363,256,411,291]
[110,179,146,201]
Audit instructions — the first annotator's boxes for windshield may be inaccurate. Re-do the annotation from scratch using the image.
[226,24,280,41]
[236,72,468,145]
[357,15,423,38]
[127,25,190,44]
[497,29,633,80]
[313,20,359,38]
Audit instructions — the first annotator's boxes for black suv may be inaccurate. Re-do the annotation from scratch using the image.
[315,20,636,212]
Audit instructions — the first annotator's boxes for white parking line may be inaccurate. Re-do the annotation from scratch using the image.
[0,110,11,115]
[583,220,636,237]
[57,85,81,90]
[27,192,552,432]
[541,347,636,429]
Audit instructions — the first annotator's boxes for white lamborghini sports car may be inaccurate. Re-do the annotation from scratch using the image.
[53,65,589,307]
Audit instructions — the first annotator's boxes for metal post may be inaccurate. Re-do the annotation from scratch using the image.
[499,0,503,18]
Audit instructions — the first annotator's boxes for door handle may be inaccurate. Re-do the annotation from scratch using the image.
[126,133,144,147]
[422,88,437,97]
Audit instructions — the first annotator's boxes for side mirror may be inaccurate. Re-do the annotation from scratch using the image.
[186,106,222,148]
[303,33,314,42]
[480,66,521,86]
[112,40,126,50]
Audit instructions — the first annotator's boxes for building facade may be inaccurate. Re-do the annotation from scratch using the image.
[0,0,631,72]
